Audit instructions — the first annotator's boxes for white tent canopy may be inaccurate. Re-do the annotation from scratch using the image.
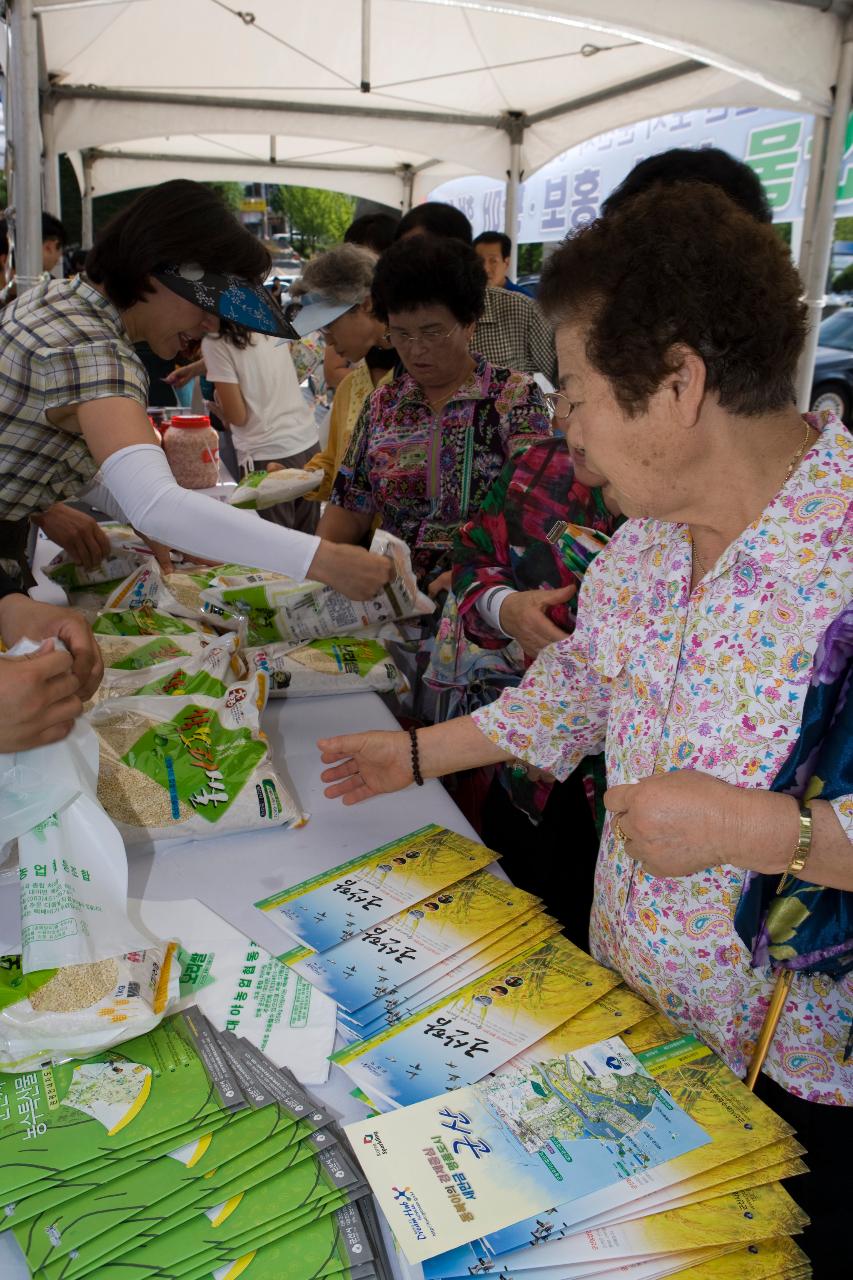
[3,0,853,402]
[21,0,852,208]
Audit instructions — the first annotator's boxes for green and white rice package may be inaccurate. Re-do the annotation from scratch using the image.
[43,523,151,593]
[92,633,239,703]
[228,467,322,510]
[244,635,405,698]
[202,530,433,644]
[88,672,304,848]
[0,947,180,1070]
[93,605,216,638]
[96,632,211,671]
[104,561,242,631]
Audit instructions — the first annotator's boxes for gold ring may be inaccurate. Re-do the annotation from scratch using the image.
[613,816,626,842]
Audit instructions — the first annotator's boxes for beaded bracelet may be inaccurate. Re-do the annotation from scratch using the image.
[409,727,424,787]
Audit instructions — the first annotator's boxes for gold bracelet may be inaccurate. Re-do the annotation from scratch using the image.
[786,804,813,879]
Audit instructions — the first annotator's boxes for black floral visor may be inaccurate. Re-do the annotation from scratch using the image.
[153,262,299,340]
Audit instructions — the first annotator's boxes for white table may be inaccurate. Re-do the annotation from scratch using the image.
[0,539,477,1277]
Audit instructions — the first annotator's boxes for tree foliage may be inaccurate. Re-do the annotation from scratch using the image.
[272,185,355,253]
[207,182,244,212]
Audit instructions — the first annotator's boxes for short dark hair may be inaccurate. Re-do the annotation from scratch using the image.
[602,146,772,224]
[215,318,254,350]
[394,202,472,245]
[42,212,67,246]
[473,231,512,258]
[539,182,806,417]
[371,236,486,325]
[345,212,399,254]
[86,180,270,310]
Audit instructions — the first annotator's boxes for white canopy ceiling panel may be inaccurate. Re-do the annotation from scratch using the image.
[524,64,811,174]
[30,0,846,197]
[83,154,407,205]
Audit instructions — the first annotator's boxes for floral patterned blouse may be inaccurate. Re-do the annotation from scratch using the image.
[472,415,852,1102]
[330,355,549,581]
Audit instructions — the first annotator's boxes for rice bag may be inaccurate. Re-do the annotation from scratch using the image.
[202,529,433,644]
[43,523,151,592]
[93,605,215,637]
[105,561,242,631]
[88,672,304,847]
[95,632,211,671]
[92,633,240,703]
[228,467,322,509]
[0,947,180,1070]
[244,635,405,698]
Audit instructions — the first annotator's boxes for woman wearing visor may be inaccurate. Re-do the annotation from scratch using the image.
[0,180,391,602]
[287,243,397,503]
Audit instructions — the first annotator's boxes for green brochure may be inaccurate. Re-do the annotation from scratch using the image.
[185,1201,375,1280]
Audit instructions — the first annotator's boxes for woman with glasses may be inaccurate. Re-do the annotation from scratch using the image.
[287,244,398,503]
[316,236,550,593]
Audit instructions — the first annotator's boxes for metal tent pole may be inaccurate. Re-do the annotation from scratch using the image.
[8,0,43,293]
[400,164,415,213]
[796,20,853,410]
[81,150,94,248]
[798,113,828,274]
[504,113,523,282]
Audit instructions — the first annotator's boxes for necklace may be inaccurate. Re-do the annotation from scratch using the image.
[692,420,813,583]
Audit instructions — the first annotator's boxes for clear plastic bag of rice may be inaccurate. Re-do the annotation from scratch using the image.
[93,604,217,638]
[0,639,181,1068]
[88,672,305,848]
[228,467,322,509]
[96,632,211,671]
[244,635,406,698]
[43,523,152,592]
[104,561,243,631]
[202,530,433,644]
[0,947,180,1070]
[91,633,240,704]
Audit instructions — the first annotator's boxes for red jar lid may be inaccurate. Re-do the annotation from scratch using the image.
[167,415,211,429]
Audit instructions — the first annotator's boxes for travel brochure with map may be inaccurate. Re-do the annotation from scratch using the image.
[345,1035,710,1264]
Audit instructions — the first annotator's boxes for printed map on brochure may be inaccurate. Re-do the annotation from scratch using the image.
[255,825,495,953]
[346,1036,710,1264]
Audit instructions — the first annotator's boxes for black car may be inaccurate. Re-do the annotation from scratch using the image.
[811,308,853,423]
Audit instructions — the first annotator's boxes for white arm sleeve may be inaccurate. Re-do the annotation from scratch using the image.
[476,586,516,639]
[78,477,129,522]
[99,444,320,581]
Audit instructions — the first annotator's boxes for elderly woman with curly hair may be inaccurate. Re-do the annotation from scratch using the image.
[316,235,550,594]
[317,182,852,1272]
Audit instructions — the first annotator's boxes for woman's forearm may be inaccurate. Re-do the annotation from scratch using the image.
[739,790,853,891]
[418,716,515,777]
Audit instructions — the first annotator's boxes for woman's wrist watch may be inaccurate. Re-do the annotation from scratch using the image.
[786,804,813,879]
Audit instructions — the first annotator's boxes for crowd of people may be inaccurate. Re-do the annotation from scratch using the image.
[0,147,849,1275]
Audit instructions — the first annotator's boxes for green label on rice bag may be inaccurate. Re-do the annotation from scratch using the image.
[245,607,289,645]
[110,638,191,670]
[94,607,199,636]
[121,703,267,823]
[304,637,387,676]
[135,669,228,699]
[0,957,58,1012]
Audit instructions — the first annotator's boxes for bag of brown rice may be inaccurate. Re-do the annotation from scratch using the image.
[0,947,180,1070]
[228,467,322,509]
[93,605,216,638]
[202,530,433,644]
[96,632,211,671]
[92,634,240,704]
[105,561,243,631]
[88,672,304,847]
[244,635,406,698]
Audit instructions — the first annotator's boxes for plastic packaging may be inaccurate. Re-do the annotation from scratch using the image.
[162,415,220,489]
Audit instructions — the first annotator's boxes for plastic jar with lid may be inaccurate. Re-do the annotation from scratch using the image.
[162,415,220,489]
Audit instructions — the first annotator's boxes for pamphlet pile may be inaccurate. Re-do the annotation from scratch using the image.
[0,1008,393,1280]
[345,1023,811,1279]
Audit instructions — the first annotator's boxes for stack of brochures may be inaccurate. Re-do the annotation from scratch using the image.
[344,1023,810,1280]
[0,1008,393,1280]
[255,828,811,1279]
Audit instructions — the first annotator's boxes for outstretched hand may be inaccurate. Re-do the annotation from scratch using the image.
[318,730,414,805]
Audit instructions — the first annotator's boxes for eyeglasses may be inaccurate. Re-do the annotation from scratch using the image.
[544,391,581,422]
[386,323,461,350]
